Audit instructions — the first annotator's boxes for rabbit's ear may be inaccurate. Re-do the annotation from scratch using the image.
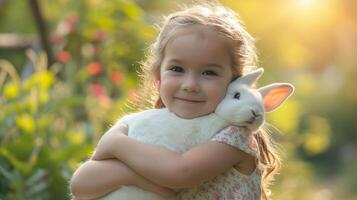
[258,83,295,112]
[237,68,264,86]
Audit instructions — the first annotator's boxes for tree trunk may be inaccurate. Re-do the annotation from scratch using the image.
[28,0,54,65]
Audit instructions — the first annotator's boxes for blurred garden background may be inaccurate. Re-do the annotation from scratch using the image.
[0,0,356,199]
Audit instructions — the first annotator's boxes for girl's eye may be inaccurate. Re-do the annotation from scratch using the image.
[170,66,184,73]
[202,70,218,76]
[234,92,240,99]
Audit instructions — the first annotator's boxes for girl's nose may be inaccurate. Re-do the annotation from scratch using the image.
[182,76,200,93]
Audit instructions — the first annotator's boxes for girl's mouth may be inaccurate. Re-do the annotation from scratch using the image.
[175,97,205,103]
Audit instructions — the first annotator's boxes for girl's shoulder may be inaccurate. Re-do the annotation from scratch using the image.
[211,126,259,159]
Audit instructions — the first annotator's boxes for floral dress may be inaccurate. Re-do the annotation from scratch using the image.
[177,126,262,200]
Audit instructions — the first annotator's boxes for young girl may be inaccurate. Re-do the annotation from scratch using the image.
[71,3,280,200]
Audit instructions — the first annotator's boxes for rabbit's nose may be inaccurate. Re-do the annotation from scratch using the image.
[251,110,261,118]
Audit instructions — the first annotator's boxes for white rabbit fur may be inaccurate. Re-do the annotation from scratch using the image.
[101,68,294,200]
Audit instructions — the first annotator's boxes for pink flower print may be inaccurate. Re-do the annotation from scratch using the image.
[224,179,231,185]
[249,139,257,149]
[215,192,222,200]
[254,192,258,199]
[235,183,241,190]
[221,137,229,143]
[228,126,237,135]
[227,191,235,200]
[242,195,248,200]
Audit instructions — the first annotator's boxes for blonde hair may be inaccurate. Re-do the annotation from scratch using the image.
[135,2,280,199]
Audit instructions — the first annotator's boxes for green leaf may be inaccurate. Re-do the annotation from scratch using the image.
[0,148,30,174]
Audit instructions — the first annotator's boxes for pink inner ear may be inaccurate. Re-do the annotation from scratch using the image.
[264,86,292,112]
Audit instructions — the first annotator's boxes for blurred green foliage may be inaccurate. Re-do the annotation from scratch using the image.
[1,0,357,199]
[0,0,156,199]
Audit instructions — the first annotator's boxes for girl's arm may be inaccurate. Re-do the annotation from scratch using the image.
[70,159,174,200]
[93,127,254,189]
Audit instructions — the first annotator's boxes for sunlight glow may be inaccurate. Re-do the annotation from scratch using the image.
[290,0,335,29]
[297,0,320,9]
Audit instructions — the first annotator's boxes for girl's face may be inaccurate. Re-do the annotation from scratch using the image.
[159,26,233,119]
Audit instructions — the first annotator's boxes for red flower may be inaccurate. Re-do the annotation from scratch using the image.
[87,62,103,75]
[94,30,107,41]
[55,51,71,63]
[99,95,113,109]
[49,32,64,45]
[66,14,79,33]
[57,14,79,35]
[110,71,125,84]
[67,14,79,25]
[90,83,105,97]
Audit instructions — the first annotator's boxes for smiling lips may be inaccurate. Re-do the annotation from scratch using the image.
[175,97,205,103]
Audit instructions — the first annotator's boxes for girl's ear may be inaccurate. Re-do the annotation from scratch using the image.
[154,71,160,81]
[258,83,295,112]
[154,72,161,91]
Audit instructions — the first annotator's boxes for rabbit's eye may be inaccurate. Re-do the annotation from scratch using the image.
[234,92,241,99]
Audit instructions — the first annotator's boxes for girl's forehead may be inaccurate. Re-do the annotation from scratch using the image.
[162,25,233,67]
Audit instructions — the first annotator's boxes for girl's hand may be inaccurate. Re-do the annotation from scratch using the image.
[92,123,128,160]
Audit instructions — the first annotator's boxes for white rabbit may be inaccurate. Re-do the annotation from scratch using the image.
[100,68,294,200]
